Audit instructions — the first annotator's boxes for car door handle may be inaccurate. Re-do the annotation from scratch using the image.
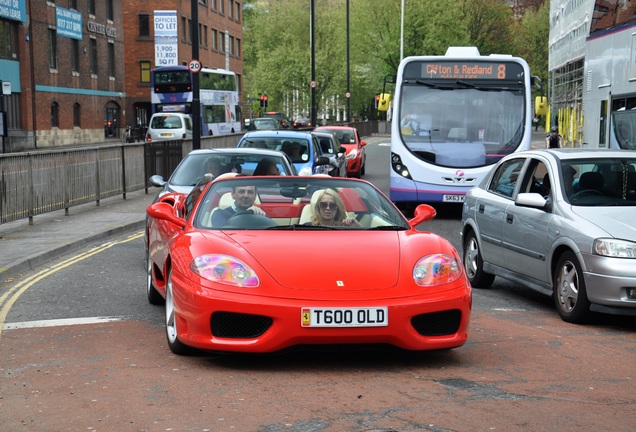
[506,213,513,224]
[478,204,484,214]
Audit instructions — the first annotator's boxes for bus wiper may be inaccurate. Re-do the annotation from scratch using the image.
[414,79,442,88]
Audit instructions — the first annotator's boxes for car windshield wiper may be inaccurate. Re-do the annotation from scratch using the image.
[265,224,339,230]
[367,225,408,231]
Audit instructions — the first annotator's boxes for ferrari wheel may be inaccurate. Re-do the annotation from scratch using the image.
[463,231,495,288]
[553,251,591,324]
[165,268,190,355]
[146,249,163,305]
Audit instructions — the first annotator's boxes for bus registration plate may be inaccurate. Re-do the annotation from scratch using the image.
[443,194,465,203]
[301,307,388,327]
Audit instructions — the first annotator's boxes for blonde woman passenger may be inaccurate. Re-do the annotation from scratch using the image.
[309,188,361,227]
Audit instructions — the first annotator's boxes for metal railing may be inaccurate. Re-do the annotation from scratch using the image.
[0,121,383,225]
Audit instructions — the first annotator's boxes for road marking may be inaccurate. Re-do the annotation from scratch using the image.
[0,231,144,341]
[3,316,123,330]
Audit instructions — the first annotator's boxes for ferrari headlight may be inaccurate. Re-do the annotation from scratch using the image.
[345,149,358,160]
[593,238,636,258]
[190,254,260,287]
[413,254,462,286]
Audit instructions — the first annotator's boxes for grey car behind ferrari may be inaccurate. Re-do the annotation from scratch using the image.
[461,148,636,324]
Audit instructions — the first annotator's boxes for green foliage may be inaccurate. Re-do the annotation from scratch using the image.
[242,0,548,119]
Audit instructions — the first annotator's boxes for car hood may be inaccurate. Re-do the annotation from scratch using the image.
[225,231,400,290]
[571,206,636,240]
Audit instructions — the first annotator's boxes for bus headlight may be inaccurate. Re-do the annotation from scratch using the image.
[391,152,412,179]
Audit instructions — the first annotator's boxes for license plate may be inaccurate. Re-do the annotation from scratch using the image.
[442,194,465,202]
[160,133,173,137]
[301,307,388,327]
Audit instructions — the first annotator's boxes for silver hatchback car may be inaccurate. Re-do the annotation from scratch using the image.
[461,149,636,323]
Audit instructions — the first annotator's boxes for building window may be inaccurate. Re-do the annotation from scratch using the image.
[48,29,57,69]
[229,35,234,56]
[106,0,114,21]
[211,0,217,11]
[0,19,19,60]
[211,29,217,51]
[108,42,115,77]
[51,102,59,128]
[90,38,98,74]
[73,103,81,127]
[228,0,233,19]
[69,0,77,10]
[219,31,224,53]
[88,0,95,15]
[140,61,151,83]
[71,39,79,72]
[181,16,187,41]
[199,0,207,5]
[138,14,150,37]
[235,1,241,23]
[202,25,208,48]
[219,0,224,15]
[236,38,241,58]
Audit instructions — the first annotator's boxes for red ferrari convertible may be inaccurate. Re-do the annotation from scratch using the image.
[146,175,472,354]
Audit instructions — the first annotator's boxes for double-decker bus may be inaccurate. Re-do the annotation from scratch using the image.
[151,65,241,136]
[583,19,636,150]
[389,47,532,206]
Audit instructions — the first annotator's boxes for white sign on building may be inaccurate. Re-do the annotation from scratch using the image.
[154,10,178,67]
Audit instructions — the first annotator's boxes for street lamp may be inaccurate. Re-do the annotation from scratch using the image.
[191,0,201,150]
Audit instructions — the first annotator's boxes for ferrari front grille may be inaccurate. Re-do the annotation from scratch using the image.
[210,312,273,338]
[411,309,462,336]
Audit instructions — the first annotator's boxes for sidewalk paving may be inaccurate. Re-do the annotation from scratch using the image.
[0,189,156,279]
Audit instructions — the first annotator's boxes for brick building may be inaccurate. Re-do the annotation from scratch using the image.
[0,0,243,152]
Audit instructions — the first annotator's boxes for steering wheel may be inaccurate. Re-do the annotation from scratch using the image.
[223,210,278,229]
[571,189,603,200]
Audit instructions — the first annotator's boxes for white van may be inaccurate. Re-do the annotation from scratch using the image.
[146,113,193,142]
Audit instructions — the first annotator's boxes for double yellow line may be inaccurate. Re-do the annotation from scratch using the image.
[0,231,145,341]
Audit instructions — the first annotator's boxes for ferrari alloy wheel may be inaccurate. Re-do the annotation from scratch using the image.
[553,251,591,324]
[146,249,163,305]
[463,231,495,288]
[165,268,189,355]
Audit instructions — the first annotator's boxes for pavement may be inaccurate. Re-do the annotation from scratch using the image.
[0,188,157,280]
[0,129,549,280]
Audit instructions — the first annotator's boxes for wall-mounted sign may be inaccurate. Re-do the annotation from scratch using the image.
[0,0,26,22]
[56,7,82,40]
[154,10,178,67]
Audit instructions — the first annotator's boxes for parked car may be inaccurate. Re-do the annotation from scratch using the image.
[262,111,291,129]
[146,175,472,354]
[146,113,193,142]
[461,148,636,323]
[312,130,347,177]
[247,117,279,131]
[236,130,331,176]
[314,125,367,177]
[293,117,312,128]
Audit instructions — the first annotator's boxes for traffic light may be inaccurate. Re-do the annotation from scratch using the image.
[259,94,265,108]
[375,94,380,109]
[263,94,269,108]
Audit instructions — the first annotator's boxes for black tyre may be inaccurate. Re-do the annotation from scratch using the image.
[463,230,495,288]
[553,251,591,324]
[165,268,191,355]
[146,249,164,305]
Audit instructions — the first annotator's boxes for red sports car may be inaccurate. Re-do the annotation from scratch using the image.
[146,175,471,354]
[314,125,367,178]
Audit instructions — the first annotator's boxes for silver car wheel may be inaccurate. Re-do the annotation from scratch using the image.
[165,272,178,344]
[462,231,495,288]
[465,236,479,280]
[555,259,579,313]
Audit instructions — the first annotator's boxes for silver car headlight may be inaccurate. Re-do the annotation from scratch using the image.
[413,254,463,286]
[190,254,260,287]
[593,238,636,258]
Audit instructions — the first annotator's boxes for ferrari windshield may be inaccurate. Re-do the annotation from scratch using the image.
[399,79,526,168]
[193,177,410,230]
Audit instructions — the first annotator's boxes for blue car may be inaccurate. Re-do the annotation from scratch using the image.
[237,130,331,175]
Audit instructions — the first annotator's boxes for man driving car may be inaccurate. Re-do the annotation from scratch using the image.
[210,185,267,227]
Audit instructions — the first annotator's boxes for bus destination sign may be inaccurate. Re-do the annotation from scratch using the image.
[420,61,518,80]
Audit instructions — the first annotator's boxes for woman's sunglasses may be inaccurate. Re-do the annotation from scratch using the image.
[319,201,337,210]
